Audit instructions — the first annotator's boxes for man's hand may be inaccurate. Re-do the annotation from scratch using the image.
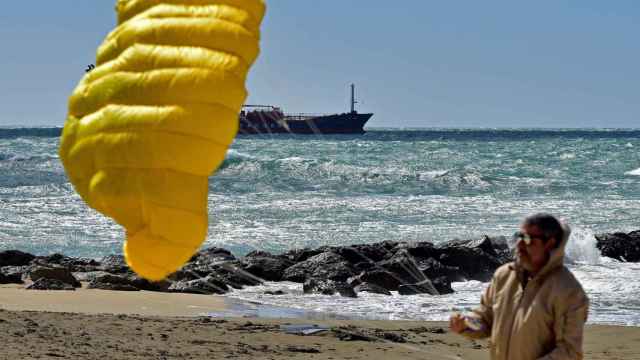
[449,313,467,334]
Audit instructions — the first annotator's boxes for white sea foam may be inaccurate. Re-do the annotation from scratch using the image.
[625,168,640,176]
[227,261,640,325]
[565,227,601,265]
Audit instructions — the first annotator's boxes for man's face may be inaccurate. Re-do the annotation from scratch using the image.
[516,224,556,273]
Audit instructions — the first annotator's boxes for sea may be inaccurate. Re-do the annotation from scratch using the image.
[1,127,639,325]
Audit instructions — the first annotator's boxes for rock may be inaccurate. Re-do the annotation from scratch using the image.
[99,255,130,274]
[354,282,391,296]
[396,241,438,259]
[0,266,28,284]
[0,250,35,267]
[190,247,236,266]
[596,231,640,262]
[216,261,263,288]
[332,244,389,264]
[417,257,466,283]
[281,247,326,263]
[353,262,375,271]
[264,290,286,295]
[241,253,293,281]
[85,272,170,292]
[244,250,273,258]
[398,279,439,296]
[33,254,101,272]
[378,249,427,285]
[87,273,138,291]
[26,278,75,291]
[0,272,15,285]
[168,275,229,295]
[303,279,357,298]
[431,276,454,295]
[172,261,214,279]
[128,276,171,292]
[486,235,514,263]
[24,266,81,288]
[435,237,505,282]
[283,251,355,283]
[347,269,402,291]
[72,271,112,282]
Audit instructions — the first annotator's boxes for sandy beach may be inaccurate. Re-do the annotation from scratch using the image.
[1,286,639,360]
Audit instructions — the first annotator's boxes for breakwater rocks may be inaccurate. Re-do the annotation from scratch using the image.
[1,230,638,298]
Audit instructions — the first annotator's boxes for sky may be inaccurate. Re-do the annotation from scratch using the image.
[0,1,638,128]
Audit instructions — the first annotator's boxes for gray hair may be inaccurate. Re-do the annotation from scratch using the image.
[523,213,564,249]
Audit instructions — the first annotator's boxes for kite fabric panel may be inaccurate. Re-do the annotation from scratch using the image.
[59,0,266,280]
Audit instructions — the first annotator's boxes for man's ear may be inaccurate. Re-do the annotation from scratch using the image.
[545,238,557,252]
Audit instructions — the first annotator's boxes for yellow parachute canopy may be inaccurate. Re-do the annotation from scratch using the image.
[59,0,266,281]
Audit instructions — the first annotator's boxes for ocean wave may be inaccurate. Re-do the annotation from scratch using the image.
[215,154,493,195]
[1,154,59,163]
[625,168,640,176]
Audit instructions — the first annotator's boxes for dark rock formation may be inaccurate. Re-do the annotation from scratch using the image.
[378,249,428,285]
[214,261,263,288]
[190,247,236,267]
[241,252,293,281]
[354,282,392,296]
[0,266,28,284]
[168,276,229,295]
[398,279,439,296]
[417,257,466,283]
[72,271,112,282]
[99,255,130,274]
[0,250,35,267]
[128,275,171,292]
[596,231,640,262]
[283,251,355,283]
[264,290,286,295]
[347,269,402,291]
[33,253,100,272]
[431,276,454,295]
[26,278,75,291]
[435,236,507,282]
[332,243,389,264]
[24,266,81,288]
[87,273,139,291]
[281,247,326,263]
[303,279,357,298]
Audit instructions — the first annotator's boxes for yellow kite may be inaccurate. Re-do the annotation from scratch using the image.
[59,0,266,280]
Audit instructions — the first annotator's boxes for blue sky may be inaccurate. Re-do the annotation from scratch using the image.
[1,1,638,128]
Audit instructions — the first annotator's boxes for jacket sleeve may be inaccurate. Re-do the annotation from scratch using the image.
[461,275,495,339]
[537,288,589,360]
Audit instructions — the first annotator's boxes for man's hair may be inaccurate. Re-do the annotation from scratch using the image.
[523,213,564,249]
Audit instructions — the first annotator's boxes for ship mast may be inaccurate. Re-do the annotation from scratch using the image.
[350,83,358,114]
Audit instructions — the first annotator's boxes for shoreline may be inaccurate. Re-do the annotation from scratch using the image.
[0,284,361,321]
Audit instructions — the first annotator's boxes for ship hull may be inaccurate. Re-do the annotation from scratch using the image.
[239,112,373,135]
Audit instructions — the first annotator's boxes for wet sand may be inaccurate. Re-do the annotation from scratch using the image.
[1,286,639,359]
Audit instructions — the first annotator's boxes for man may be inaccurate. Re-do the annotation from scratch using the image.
[450,213,589,360]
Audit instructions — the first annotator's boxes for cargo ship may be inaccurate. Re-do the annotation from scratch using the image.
[238,84,373,135]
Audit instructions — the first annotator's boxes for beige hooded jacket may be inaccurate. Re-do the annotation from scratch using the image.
[463,224,589,360]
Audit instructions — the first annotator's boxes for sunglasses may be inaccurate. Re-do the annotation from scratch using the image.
[512,231,548,246]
